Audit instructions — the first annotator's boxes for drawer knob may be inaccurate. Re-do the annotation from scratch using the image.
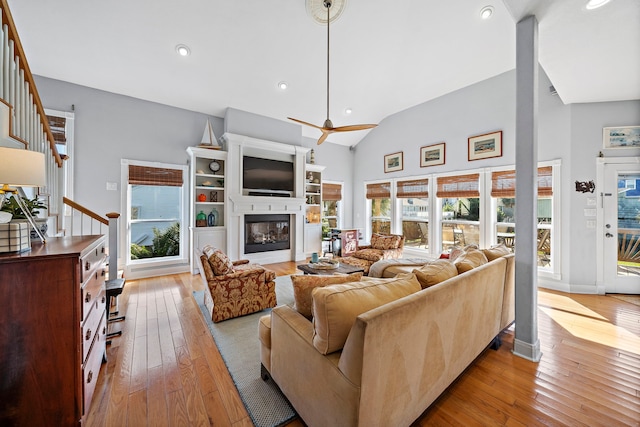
[85,261,90,271]
[85,329,92,341]
[87,371,93,384]
[85,292,91,303]
[101,269,106,277]
[101,296,106,304]
[102,326,106,334]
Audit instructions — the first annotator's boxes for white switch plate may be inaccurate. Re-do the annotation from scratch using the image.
[584,208,596,217]
[586,220,596,229]
[586,197,596,206]
[106,182,118,191]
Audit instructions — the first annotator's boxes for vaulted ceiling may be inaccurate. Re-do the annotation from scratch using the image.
[8,0,639,146]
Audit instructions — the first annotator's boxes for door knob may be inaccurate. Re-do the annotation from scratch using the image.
[605,232,614,238]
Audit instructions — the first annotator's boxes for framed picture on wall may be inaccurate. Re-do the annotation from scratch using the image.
[603,126,640,148]
[468,130,502,161]
[384,151,403,173]
[420,143,445,167]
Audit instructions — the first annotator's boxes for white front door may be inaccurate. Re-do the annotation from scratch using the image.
[600,159,640,294]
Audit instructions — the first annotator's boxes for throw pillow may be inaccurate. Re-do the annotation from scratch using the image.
[453,248,488,274]
[353,248,384,262]
[412,259,458,289]
[291,273,364,319]
[482,243,511,261]
[370,233,403,250]
[311,273,421,354]
[203,245,234,275]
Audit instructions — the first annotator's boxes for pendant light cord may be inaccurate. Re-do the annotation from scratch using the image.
[326,0,331,122]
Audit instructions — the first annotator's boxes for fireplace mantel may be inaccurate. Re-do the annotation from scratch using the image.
[221,133,311,264]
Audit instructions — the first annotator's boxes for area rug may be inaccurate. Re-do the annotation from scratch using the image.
[193,275,297,427]
[608,294,640,306]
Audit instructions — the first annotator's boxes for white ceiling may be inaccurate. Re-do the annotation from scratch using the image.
[8,0,640,146]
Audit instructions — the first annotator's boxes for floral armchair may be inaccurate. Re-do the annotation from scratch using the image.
[337,233,405,275]
[198,245,277,322]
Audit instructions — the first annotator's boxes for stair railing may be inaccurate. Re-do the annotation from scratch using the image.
[63,197,121,280]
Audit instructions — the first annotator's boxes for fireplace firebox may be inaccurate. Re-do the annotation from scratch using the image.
[244,214,290,254]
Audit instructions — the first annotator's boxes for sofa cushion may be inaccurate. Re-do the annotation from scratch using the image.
[291,273,364,319]
[412,259,458,289]
[311,273,421,354]
[203,245,234,275]
[482,243,511,261]
[370,233,403,250]
[353,248,384,262]
[453,248,488,274]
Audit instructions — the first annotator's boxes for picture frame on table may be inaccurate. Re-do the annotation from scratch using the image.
[420,143,446,167]
[468,130,502,161]
[384,151,403,173]
[602,126,640,148]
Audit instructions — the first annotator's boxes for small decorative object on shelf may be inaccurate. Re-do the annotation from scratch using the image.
[307,172,313,182]
[198,193,207,202]
[209,160,221,173]
[196,211,207,227]
[207,208,218,226]
[210,191,217,202]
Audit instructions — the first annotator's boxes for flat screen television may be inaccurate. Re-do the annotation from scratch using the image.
[243,156,294,195]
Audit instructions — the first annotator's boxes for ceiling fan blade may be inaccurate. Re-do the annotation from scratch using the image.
[332,123,378,132]
[288,117,323,130]
[317,131,331,145]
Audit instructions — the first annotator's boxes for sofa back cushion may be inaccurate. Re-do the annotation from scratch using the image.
[412,259,458,289]
[291,273,364,319]
[370,233,403,250]
[311,273,421,354]
[203,245,234,275]
[453,248,488,274]
[482,243,512,261]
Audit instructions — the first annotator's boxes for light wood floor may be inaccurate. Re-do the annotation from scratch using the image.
[86,262,640,427]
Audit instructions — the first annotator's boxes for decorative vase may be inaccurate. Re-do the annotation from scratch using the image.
[196,210,207,227]
[198,193,207,202]
[208,208,218,226]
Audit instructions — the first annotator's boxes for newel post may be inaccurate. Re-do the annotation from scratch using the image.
[106,212,120,280]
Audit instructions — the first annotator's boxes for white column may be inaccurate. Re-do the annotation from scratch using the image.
[513,15,542,362]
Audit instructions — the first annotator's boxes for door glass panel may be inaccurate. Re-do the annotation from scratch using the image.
[401,197,429,250]
[617,173,640,276]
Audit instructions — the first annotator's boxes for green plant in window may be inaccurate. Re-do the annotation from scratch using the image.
[130,222,180,259]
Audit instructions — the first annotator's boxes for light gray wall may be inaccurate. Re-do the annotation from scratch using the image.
[35,76,354,226]
[351,66,640,291]
[35,75,224,217]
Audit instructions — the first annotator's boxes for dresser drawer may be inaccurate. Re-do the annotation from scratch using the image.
[81,240,106,283]
[83,314,106,416]
[82,289,106,363]
[81,267,106,321]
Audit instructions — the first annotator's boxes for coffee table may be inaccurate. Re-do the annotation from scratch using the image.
[297,262,364,276]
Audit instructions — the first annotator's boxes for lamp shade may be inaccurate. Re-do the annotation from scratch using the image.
[0,147,46,187]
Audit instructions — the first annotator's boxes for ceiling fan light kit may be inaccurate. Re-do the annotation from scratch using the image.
[290,0,377,145]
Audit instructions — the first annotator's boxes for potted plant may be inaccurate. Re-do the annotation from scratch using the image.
[0,196,48,238]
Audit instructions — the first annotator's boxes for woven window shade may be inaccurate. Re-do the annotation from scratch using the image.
[436,174,479,198]
[366,182,391,199]
[128,165,183,187]
[491,166,553,197]
[322,183,342,201]
[396,178,428,198]
[46,115,66,144]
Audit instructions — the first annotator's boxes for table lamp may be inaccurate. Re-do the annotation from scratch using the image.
[0,146,47,243]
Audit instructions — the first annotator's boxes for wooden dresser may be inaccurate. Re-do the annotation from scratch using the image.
[0,235,108,426]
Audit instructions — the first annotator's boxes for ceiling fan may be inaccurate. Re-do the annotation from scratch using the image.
[288,0,377,145]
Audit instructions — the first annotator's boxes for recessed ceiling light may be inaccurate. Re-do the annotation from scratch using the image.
[176,44,191,57]
[277,81,288,90]
[480,5,494,19]
[344,107,353,115]
[585,0,611,9]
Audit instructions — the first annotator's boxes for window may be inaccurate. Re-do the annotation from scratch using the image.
[490,166,554,267]
[125,162,188,267]
[366,182,391,235]
[397,178,429,250]
[322,182,342,236]
[437,173,481,251]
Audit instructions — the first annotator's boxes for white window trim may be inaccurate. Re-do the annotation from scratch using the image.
[121,159,190,279]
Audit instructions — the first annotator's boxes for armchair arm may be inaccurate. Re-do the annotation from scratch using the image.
[232,259,250,266]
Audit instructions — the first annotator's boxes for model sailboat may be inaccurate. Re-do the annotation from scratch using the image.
[198,119,221,149]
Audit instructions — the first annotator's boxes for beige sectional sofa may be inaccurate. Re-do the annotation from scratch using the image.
[259,250,515,427]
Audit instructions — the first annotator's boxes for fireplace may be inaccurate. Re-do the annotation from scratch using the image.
[244,214,290,254]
